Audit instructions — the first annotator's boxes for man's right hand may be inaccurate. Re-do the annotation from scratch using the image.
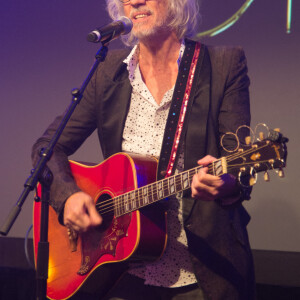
[63,191,102,232]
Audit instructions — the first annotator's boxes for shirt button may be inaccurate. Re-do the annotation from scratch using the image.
[186,223,192,229]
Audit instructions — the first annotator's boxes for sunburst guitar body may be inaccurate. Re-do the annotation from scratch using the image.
[33,153,167,300]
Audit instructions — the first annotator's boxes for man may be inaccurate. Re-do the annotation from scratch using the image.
[32,0,255,299]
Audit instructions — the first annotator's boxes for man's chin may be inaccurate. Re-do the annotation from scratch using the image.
[132,26,155,39]
[132,25,169,42]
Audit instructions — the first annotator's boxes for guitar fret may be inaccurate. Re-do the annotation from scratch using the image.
[134,190,139,210]
[119,196,123,216]
[148,184,154,204]
[139,188,144,207]
[136,188,141,208]
[163,179,169,198]
[122,195,127,215]
[142,186,149,205]
[169,177,175,194]
[130,191,136,210]
[118,196,122,217]
[118,195,123,216]
[174,173,182,192]
[190,168,197,179]
[187,169,195,188]
[182,171,190,189]
[157,181,164,200]
[130,192,134,211]
[114,197,118,217]
[124,193,129,213]
[152,182,158,202]
[127,192,132,211]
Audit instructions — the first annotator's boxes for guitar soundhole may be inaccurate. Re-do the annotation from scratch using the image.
[96,193,115,231]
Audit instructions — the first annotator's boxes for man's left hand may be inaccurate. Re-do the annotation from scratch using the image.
[191,155,240,205]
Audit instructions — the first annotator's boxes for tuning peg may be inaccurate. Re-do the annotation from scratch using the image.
[278,168,285,178]
[249,176,256,186]
[259,132,265,140]
[245,136,251,145]
[264,171,270,182]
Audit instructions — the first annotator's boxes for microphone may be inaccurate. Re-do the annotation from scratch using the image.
[87,16,133,43]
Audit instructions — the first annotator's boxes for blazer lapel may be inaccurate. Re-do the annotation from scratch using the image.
[98,51,132,159]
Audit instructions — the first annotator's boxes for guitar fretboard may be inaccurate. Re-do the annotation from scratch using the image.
[113,158,225,217]
[94,138,286,218]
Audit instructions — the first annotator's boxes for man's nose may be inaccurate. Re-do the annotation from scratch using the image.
[129,0,147,6]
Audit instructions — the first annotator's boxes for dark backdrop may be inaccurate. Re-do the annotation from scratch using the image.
[0,0,299,255]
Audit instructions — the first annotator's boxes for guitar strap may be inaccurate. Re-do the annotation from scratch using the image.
[157,40,207,180]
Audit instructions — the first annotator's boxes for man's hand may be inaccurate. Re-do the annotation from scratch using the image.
[63,191,102,232]
[191,155,240,205]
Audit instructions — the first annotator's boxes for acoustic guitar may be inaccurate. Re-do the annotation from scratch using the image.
[33,130,287,300]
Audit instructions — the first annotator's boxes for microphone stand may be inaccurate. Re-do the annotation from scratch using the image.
[0,42,109,300]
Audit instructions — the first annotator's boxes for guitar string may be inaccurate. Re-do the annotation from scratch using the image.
[99,172,272,216]
[95,144,273,217]
[97,154,269,214]
[96,158,275,217]
[97,156,274,217]
[96,141,270,211]
[94,143,276,216]
[94,143,274,216]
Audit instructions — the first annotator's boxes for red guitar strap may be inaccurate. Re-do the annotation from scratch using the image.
[157,40,205,180]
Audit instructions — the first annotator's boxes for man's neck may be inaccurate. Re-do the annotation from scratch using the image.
[136,31,182,105]
[138,32,181,69]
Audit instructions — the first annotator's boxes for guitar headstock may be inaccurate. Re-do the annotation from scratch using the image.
[224,127,288,186]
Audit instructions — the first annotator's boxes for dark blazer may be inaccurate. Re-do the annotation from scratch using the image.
[32,41,255,300]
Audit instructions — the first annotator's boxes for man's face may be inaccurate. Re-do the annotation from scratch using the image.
[123,0,170,41]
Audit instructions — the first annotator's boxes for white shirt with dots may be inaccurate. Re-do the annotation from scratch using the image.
[122,43,198,288]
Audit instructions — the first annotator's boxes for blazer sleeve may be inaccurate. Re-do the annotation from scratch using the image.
[218,47,251,155]
[31,48,131,220]
[31,64,99,219]
[217,47,252,202]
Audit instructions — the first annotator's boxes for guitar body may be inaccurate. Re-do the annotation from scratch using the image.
[33,153,167,300]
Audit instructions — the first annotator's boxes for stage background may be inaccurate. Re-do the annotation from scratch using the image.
[0,0,299,289]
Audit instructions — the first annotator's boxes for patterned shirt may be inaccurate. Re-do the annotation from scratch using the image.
[122,43,197,287]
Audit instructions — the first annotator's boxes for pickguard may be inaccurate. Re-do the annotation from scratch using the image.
[78,214,131,275]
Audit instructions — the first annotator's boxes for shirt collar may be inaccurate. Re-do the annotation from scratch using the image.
[123,40,186,84]
[123,44,140,83]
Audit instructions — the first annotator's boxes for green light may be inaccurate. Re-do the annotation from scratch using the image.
[210,21,236,37]
[287,0,292,34]
[196,0,255,38]
[196,0,293,38]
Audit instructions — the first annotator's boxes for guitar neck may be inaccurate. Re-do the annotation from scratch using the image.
[113,158,226,217]
[94,135,287,218]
